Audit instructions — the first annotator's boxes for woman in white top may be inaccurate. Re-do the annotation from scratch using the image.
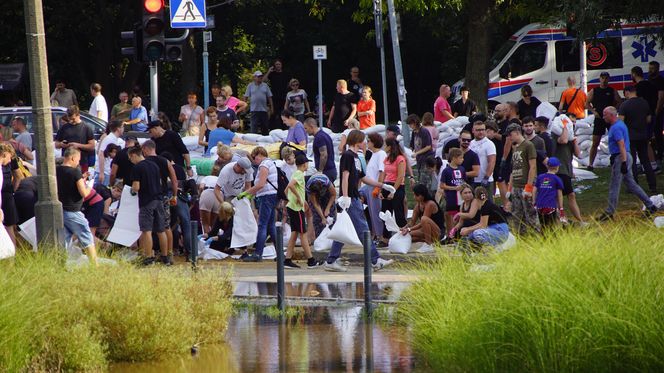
[238,146,278,262]
[179,92,205,136]
[360,133,387,240]
[284,78,310,122]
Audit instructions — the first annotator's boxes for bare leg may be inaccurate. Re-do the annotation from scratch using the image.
[165,228,173,255]
[300,233,313,259]
[85,244,98,267]
[410,229,426,243]
[286,232,297,259]
[139,231,154,257]
[567,193,583,222]
[5,225,16,246]
[200,210,211,234]
[156,232,168,256]
[588,135,601,168]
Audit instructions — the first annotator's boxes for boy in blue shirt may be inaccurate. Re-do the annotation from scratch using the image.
[533,157,565,228]
[440,148,466,232]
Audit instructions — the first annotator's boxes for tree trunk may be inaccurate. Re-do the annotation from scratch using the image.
[464,0,494,114]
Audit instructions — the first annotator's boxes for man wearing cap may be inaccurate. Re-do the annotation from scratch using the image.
[147,120,193,177]
[598,106,657,221]
[505,122,540,234]
[619,85,656,194]
[586,72,621,170]
[244,71,274,135]
[214,157,253,202]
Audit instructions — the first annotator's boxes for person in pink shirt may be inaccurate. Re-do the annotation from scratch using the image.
[421,112,438,151]
[433,84,454,124]
[220,85,248,115]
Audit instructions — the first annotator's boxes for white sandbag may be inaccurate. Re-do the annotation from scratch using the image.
[416,244,434,253]
[257,135,274,143]
[536,101,557,120]
[0,225,16,260]
[575,127,593,136]
[550,115,575,141]
[575,134,591,144]
[328,209,362,246]
[199,241,229,260]
[654,216,664,228]
[363,124,385,134]
[643,194,664,211]
[572,168,598,180]
[574,121,591,129]
[579,140,591,151]
[262,245,277,260]
[403,147,417,167]
[231,198,257,248]
[18,217,37,252]
[313,225,333,252]
[456,116,470,126]
[269,129,287,141]
[444,118,463,129]
[241,133,261,142]
[495,232,516,252]
[379,211,411,254]
[598,142,609,154]
[280,223,301,247]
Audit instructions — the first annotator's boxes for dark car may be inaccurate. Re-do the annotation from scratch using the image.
[0,106,107,141]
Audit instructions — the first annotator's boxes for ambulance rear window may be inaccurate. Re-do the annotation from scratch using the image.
[555,38,623,72]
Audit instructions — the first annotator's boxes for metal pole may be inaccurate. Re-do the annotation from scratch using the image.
[203,31,210,109]
[24,0,64,248]
[317,60,324,124]
[580,41,588,117]
[149,61,158,120]
[190,221,198,270]
[362,230,373,317]
[276,225,285,311]
[374,0,389,126]
[386,0,409,144]
[364,315,375,371]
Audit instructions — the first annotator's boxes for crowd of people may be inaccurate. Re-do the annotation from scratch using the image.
[2,59,663,267]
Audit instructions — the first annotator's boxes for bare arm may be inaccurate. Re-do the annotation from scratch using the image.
[246,166,268,195]
[347,103,357,122]
[527,158,537,185]
[110,163,118,185]
[198,124,208,146]
[557,124,569,144]
[585,89,594,110]
[318,146,328,173]
[167,162,178,197]
[618,139,627,163]
[76,178,91,199]
[132,180,140,193]
[327,104,336,126]
[214,184,224,203]
[485,154,496,178]
[466,164,480,179]
[235,100,248,114]
[394,161,406,190]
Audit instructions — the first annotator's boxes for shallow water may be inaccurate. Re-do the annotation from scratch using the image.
[112,283,423,373]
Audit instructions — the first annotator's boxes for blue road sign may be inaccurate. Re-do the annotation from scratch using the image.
[170,0,206,29]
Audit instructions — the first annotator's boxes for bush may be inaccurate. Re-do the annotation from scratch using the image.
[399,223,664,373]
[0,252,233,371]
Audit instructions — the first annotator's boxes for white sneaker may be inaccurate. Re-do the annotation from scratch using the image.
[372,258,394,271]
[323,259,348,272]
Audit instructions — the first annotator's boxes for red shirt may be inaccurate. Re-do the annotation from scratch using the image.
[434,97,452,123]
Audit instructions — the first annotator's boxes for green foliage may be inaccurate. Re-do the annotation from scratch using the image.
[0,252,233,371]
[400,223,664,372]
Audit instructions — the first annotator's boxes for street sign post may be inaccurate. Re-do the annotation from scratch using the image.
[170,0,207,28]
[313,45,327,124]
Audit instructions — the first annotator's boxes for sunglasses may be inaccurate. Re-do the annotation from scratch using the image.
[461,139,472,142]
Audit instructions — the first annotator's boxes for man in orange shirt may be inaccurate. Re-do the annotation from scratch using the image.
[558,76,587,119]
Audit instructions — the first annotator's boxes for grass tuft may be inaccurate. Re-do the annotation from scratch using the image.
[399,221,664,372]
[0,251,233,371]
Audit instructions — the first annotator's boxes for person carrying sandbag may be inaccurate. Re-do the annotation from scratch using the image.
[324,130,396,272]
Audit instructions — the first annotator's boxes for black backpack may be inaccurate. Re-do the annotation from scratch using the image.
[266,161,289,201]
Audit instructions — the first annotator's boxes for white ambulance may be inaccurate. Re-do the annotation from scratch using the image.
[452,21,664,108]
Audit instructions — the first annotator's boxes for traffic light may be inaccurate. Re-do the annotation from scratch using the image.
[164,43,183,61]
[120,24,142,62]
[142,0,165,62]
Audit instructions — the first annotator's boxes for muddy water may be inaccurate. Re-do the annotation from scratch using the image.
[112,282,423,372]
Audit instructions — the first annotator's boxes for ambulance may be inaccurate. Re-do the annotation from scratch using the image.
[452,21,664,108]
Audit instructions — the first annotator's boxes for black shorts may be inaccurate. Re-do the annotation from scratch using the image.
[1,192,18,226]
[287,207,306,233]
[139,199,166,233]
[497,161,512,183]
[593,118,607,136]
[556,173,574,196]
[83,201,104,228]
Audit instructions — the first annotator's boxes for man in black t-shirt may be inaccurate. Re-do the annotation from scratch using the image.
[110,136,138,186]
[161,151,192,255]
[147,120,193,177]
[458,130,480,183]
[264,59,290,131]
[56,147,97,265]
[327,80,358,133]
[55,105,95,173]
[620,86,657,193]
[324,130,395,272]
[128,146,168,266]
[452,86,477,117]
[648,61,664,162]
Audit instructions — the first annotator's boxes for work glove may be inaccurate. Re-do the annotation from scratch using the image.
[621,161,628,175]
[481,178,490,188]
[337,196,352,209]
[382,184,397,194]
[237,191,253,200]
[326,217,334,226]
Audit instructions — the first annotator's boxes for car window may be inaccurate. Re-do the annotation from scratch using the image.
[505,42,547,77]
[555,38,623,72]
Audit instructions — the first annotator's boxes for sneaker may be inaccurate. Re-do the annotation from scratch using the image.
[238,252,249,260]
[168,254,174,265]
[323,259,348,272]
[597,212,614,222]
[140,256,156,266]
[159,255,172,266]
[242,254,262,262]
[644,205,658,218]
[586,165,594,172]
[307,257,323,268]
[578,221,590,228]
[283,259,301,269]
[372,258,394,271]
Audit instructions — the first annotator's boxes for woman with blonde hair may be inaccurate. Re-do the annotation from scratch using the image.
[285,78,310,122]
[356,85,376,129]
[220,85,248,114]
[204,201,235,255]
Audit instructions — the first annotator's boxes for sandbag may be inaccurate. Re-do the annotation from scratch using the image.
[496,232,516,252]
[0,225,15,260]
[379,211,412,254]
[328,209,362,246]
[257,135,274,143]
[231,198,257,248]
[575,127,593,136]
[654,216,664,228]
[363,124,385,134]
[456,116,470,126]
[242,133,261,142]
[313,225,333,252]
[536,101,557,120]
[550,115,575,141]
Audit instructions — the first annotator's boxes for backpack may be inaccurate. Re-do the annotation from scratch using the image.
[266,161,289,201]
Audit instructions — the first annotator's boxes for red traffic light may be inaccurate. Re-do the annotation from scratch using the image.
[144,0,163,13]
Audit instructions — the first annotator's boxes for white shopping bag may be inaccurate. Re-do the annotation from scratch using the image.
[231,198,258,248]
[380,211,412,254]
[328,209,362,246]
[313,225,333,252]
[0,225,16,260]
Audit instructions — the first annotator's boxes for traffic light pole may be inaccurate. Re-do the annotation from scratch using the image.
[386,0,409,144]
[24,0,64,248]
[203,31,211,109]
[150,61,158,119]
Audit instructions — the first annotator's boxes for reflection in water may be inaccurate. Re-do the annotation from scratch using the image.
[112,305,418,373]
[234,281,410,303]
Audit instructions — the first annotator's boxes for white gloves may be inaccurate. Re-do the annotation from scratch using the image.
[337,196,352,209]
[382,184,396,194]
[326,217,334,226]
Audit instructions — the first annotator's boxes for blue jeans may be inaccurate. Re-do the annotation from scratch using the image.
[63,210,95,248]
[468,222,509,246]
[606,152,653,214]
[172,198,192,251]
[327,198,381,265]
[255,194,278,256]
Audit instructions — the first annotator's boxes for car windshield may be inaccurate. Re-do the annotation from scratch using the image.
[489,40,516,71]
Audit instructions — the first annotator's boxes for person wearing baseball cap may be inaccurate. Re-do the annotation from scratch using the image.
[586,71,621,171]
[505,122,541,234]
[533,157,566,228]
[243,69,274,135]
[214,156,254,203]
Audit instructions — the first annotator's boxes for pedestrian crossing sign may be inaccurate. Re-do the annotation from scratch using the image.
[170,0,206,28]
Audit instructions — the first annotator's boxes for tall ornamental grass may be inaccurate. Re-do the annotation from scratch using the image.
[400,223,664,372]
[0,252,233,372]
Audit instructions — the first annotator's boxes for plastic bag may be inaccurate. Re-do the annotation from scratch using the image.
[328,209,362,246]
[231,198,257,248]
[496,232,516,252]
[379,211,412,254]
[0,225,15,260]
[654,216,664,228]
[313,225,334,252]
